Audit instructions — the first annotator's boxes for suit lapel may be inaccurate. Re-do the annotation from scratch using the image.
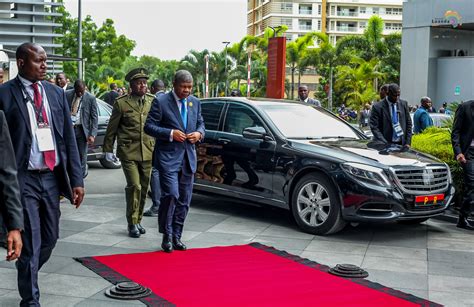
[186,98,193,131]
[124,97,140,113]
[43,82,58,125]
[382,99,391,124]
[168,93,185,130]
[11,80,32,136]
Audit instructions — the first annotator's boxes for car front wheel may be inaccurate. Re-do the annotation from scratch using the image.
[291,174,346,235]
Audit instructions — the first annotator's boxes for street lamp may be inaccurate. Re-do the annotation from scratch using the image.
[222,41,230,96]
[78,0,83,80]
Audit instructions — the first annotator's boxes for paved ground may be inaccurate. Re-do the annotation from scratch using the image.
[0,163,473,306]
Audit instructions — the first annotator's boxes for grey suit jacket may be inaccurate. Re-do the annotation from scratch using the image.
[300,97,321,107]
[66,90,98,138]
[0,110,23,231]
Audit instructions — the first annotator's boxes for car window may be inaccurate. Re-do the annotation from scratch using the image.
[201,101,225,131]
[260,103,359,139]
[97,101,111,117]
[224,104,263,135]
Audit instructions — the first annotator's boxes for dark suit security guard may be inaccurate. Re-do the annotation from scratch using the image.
[0,110,23,261]
[103,68,155,238]
[451,100,474,230]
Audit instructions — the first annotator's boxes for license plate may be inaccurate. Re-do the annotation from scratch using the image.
[415,194,444,205]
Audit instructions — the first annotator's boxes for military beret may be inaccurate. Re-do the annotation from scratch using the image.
[125,68,149,82]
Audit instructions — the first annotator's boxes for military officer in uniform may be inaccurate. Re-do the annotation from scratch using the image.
[103,68,155,238]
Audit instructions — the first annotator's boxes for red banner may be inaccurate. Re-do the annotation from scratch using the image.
[266,37,286,99]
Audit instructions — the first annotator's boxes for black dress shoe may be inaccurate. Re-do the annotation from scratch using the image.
[456,215,474,230]
[161,234,173,253]
[136,224,146,234]
[143,209,158,217]
[128,225,141,238]
[172,237,187,251]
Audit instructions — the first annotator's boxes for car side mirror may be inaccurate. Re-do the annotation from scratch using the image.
[242,126,267,140]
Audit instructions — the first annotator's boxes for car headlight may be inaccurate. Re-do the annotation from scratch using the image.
[341,162,391,187]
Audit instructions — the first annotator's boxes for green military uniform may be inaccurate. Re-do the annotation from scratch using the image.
[103,68,155,229]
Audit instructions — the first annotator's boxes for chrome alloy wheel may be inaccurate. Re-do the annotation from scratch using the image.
[296,182,331,227]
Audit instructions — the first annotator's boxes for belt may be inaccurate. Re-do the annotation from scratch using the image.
[28,168,52,174]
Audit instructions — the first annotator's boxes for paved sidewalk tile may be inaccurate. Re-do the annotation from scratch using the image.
[300,251,365,267]
[362,257,428,274]
[429,275,474,293]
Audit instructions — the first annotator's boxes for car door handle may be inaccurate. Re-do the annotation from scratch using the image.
[218,138,231,144]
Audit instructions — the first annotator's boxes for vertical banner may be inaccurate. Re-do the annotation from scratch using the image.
[247,51,252,98]
[205,54,209,98]
[266,37,286,99]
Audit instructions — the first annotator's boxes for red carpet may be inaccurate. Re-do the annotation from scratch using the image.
[76,243,440,307]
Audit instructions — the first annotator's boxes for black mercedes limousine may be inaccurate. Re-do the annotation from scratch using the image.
[193,98,454,235]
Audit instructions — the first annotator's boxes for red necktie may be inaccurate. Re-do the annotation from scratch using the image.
[32,83,56,171]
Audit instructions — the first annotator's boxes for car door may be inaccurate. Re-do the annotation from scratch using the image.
[89,99,111,155]
[195,100,225,188]
[215,103,276,201]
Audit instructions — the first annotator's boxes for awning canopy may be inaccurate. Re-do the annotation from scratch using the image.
[0,48,82,62]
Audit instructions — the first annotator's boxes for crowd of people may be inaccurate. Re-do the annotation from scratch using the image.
[0,42,205,306]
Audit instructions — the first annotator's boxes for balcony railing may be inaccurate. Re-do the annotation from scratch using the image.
[337,11,358,17]
[299,24,312,30]
[299,9,312,15]
[336,26,358,32]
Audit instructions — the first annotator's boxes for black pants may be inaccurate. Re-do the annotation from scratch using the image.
[18,171,60,307]
[74,125,88,178]
[461,148,474,216]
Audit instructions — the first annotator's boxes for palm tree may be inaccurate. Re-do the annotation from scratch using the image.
[286,32,318,99]
[334,56,386,110]
[179,49,210,97]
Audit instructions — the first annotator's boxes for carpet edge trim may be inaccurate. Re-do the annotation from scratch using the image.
[248,242,442,307]
[74,256,175,307]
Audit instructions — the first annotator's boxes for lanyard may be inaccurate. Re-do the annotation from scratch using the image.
[17,77,46,123]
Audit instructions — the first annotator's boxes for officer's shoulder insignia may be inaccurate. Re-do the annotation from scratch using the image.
[145,93,156,98]
[116,94,127,100]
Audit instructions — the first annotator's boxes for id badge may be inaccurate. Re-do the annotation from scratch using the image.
[364,118,368,124]
[71,115,78,124]
[36,125,55,152]
[393,123,404,137]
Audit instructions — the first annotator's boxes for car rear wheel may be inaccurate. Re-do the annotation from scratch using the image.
[99,157,122,169]
[291,174,346,235]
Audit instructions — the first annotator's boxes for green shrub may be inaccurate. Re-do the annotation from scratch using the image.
[412,127,463,206]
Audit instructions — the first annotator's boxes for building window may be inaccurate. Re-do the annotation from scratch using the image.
[359,7,366,14]
[372,7,379,15]
[299,4,312,15]
[299,19,312,30]
[359,21,367,29]
[385,23,402,30]
[386,8,403,15]
[281,2,292,13]
[318,4,322,15]
[317,20,321,30]
[281,18,293,29]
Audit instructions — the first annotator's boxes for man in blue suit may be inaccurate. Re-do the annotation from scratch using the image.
[413,97,434,134]
[0,43,84,306]
[145,70,205,252]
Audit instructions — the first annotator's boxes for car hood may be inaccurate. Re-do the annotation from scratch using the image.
[288,138,443,168]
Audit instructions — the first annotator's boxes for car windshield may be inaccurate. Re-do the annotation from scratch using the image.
[260,103,360,139]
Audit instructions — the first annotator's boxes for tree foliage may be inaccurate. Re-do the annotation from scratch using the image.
[54,4,135,88]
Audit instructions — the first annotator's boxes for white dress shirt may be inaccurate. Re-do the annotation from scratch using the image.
[18,75,60,170]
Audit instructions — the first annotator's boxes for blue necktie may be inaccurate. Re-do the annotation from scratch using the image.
[180,98,187,129]
[391,103,398,141]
